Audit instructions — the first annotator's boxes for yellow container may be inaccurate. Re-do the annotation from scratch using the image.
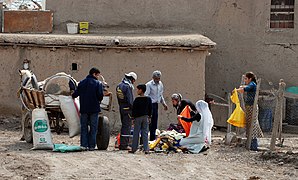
[79,22,89,34]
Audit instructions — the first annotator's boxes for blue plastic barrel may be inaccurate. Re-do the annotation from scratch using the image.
[258,107,273,132]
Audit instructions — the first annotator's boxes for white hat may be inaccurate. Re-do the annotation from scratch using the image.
[125,72,137,80]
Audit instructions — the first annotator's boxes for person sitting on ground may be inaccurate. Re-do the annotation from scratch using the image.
[129,84,152,154]
[178,100,214,153]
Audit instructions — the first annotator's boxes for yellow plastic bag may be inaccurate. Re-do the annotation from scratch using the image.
[227,89,246,128]
[149,137,161,150]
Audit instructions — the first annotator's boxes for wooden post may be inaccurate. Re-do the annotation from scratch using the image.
[0,1,3,33]
[246,78,261,150]
[270,79,286,150]
[227,92,232,133]
[278,95,286,141]
[239,75,246,111]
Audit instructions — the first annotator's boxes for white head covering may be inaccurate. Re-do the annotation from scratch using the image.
[125,72,137,80]
[195,100,214,145]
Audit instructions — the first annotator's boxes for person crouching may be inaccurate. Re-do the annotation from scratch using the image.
[129,84,152,154]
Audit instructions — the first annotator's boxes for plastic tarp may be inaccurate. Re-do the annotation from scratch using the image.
[53,144,82,153]
[178,105,192,137]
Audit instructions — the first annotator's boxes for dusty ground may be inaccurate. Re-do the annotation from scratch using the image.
[0,116,298,180]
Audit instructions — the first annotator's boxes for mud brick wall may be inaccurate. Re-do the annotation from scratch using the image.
[0,45,207,129]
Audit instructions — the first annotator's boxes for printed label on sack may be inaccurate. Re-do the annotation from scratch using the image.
[34,119,48,132]
[39,137,47,143]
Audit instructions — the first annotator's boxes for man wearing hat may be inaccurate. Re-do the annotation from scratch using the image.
[116,72,137,150]
[145,70,168,141]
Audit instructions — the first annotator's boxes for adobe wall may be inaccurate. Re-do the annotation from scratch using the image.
[46,0,298,127]
[47,0,298,97]
[0,46,207,129]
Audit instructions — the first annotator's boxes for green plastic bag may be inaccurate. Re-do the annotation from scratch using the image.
[53,144,82,153]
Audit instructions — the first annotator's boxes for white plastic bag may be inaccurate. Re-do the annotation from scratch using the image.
[59,95,80,138]
[32,108,53,150]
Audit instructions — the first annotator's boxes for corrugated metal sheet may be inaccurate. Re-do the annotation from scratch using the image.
[3,10,53,33]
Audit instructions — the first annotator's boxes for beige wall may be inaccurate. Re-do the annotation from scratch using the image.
[47,0,298,91]
[46,0,298,126]
[0,46,207,129]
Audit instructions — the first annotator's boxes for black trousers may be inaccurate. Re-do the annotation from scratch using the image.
[149,103,158,141]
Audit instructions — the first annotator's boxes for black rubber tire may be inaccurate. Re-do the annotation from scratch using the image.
[96,116,110,150]
[23,111,33,143]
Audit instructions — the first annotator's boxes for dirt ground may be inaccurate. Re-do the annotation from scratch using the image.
[0,116,298,180]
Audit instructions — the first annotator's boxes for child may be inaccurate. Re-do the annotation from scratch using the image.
[129,84,152,154]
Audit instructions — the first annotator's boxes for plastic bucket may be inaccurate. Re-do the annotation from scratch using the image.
[66,23,78,34]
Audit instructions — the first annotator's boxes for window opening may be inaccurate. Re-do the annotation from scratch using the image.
[270,0,295,28]
[71,63,78,71]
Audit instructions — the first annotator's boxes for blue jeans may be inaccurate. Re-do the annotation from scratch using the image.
[80,113,99,149]
[132,115,149,152]
[250,138,258,151]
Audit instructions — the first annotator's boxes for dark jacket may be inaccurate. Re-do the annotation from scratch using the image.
[72,75,104,114]
[176,99,197,115]
[181,113,201,122]
[132,96,152,118]
[116,78,134,109]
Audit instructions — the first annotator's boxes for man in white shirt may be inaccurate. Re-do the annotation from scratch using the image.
[145,70,168,141]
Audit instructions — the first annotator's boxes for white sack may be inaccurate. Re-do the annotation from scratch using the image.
[32,108,53,150]
[59,95,80,138]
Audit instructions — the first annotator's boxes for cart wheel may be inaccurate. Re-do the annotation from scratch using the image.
[96,116,110,150]
[23,111,33,143]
